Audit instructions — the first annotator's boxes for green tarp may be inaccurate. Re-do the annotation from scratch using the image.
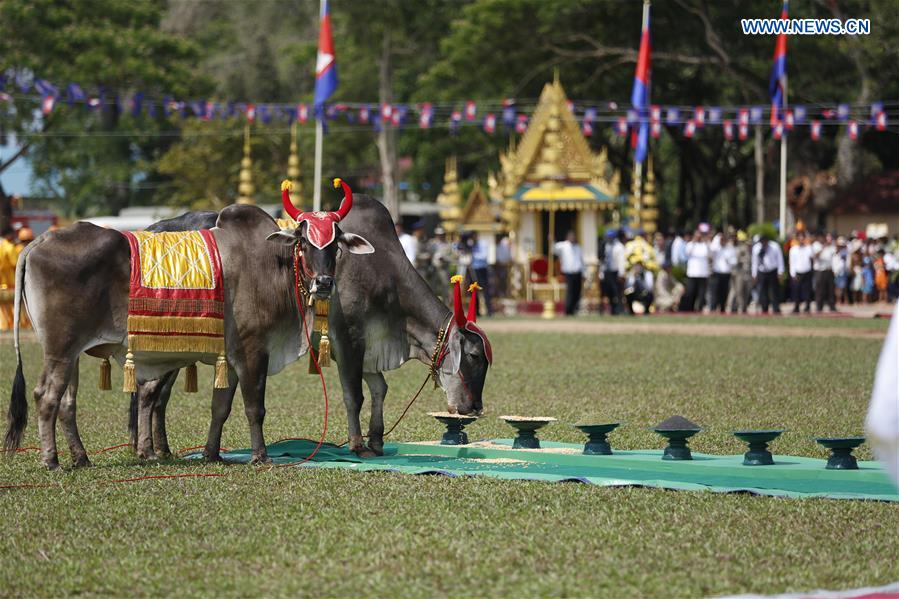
[200,439,899,502]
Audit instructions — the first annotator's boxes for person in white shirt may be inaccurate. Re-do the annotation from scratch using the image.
[669,231,687,267]
[751,235,784,314]
[788,231,814,313]
[709,232,737,313]
[681,228,712,312]
[396,223,418,264]
[602,229,627,315]
[812,231,837,312]
[553,230,585,316]
[833,237,851,305]
[866,299,899,488]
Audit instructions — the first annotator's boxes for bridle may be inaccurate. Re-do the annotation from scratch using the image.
[428,316,454,389]
[292,243,313,307]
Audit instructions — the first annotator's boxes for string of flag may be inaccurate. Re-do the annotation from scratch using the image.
[0,72,894,143]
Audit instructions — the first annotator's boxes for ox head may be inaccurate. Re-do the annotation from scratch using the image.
[267,178,374,298]
[436,276,493,415]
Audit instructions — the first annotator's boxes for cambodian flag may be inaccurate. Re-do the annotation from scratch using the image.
[630,1,651,163]
[313,0,338,118]
[769,1,788,127]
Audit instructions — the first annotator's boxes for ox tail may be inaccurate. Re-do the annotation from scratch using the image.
[4,245,29,453]
[128,391,138,448]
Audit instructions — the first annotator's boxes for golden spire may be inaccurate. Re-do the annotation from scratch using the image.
[437,156,462,237]
[286,121,303,210]
[641,154,659,235]
[237,124,255,204]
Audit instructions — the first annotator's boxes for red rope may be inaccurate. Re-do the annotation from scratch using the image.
[104,473,226,485]
[270,244,329,469]
[91,443,132,455]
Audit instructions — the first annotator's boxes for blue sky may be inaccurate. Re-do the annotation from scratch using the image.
[0,137,31,195]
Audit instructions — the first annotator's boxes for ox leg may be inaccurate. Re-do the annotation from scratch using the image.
[34,358,75,470]
[151,370,178,459]
[136,379,158,461]
[204,369,239,463]
[363,372,388,456]
[58,358,91,468]
[340,365,372,458]
[238,355,271,464]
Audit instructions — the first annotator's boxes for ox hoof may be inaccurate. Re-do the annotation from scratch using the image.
[367,442,384,457]
[249,455,272,465]
[43,459,62,471]
[203,453,223,463]
[156,450,173,460]
[353,447,378,459]
[137,451,158,462]
[72,456,92,469]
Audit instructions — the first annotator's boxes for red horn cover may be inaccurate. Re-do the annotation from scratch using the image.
[467,282,481,323]
[282,177,354,249]
[332,178,353,221]
[281,180,301,220]
[451,275,466,328]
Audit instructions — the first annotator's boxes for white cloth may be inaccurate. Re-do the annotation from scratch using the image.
[670,236,687,266]
[685,241,711,278]
[811,241,836,272]
[866,300,899,488]
[603,240,626,274]
[751,241,784,278]
[399,233,418,264]
[711,240,737,275]
[553,240,584,275]
[789,243,814,277]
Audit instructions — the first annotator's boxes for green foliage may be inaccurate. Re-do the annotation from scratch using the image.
[4,0,899,224]
[748,222,780,241]
[0,0,212,215]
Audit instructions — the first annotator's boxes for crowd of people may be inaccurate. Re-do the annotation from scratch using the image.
[600,223,899,316]
[393,220,899,318]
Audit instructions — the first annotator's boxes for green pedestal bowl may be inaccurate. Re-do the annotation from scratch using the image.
[816,437,865,470]
[499,416,556,449]
[653,428,701,460]
[428,412,478,446]
[574,423,621,455]
[733,430,785,466]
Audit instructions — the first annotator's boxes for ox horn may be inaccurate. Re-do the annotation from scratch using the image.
[467,282,481,323]
[281,179,302,221]
[450,275,466,328]
[332,178,353,221]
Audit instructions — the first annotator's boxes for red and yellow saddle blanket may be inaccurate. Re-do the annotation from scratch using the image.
[122,230,225,355]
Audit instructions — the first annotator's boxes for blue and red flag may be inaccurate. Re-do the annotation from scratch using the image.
[630,1,651,163]
[769,1,788,127]
[314,0,338,118]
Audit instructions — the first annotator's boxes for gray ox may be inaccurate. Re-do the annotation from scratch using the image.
[3,182,375,469]
[134,191,491,459]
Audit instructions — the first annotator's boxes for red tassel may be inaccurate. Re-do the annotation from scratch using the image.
[450,275,466,327]
[467,282,481,322]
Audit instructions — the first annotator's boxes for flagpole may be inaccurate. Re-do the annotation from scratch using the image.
[779,74,787,240]
[314,119,323,211]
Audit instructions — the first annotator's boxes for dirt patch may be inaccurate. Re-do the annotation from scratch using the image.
[480,320,886,339]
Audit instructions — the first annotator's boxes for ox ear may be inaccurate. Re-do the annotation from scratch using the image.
[266,229,299,246]
[339,232,375,255]
[447,328,463,375]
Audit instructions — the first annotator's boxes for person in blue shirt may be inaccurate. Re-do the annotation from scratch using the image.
[468,232,493,317]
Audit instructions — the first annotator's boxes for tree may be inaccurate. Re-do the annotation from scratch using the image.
[0,0,210,215]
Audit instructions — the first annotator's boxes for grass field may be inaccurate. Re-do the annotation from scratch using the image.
[1,321,897,597]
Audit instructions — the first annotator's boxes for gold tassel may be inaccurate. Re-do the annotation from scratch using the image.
[184,363,198,393]
[123,352,137,393]
[318,333,331,367]
[214,353,228,389]
[98,358,111,391]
